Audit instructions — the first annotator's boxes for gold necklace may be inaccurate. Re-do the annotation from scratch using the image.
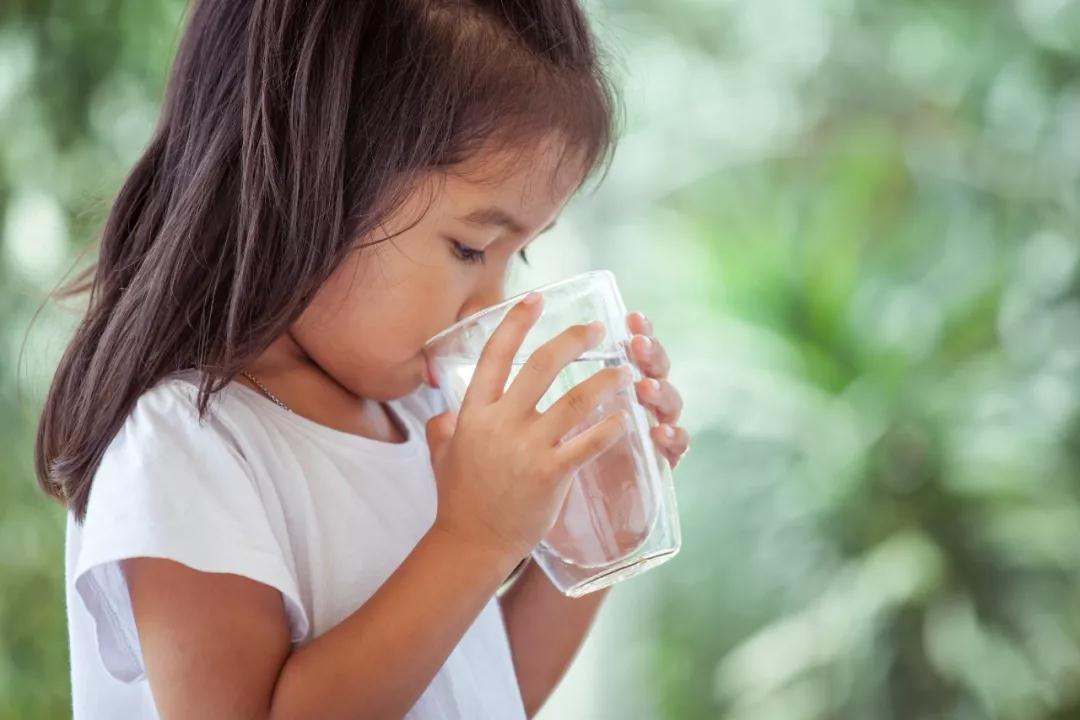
[239,370,294,414]
[241,371,411,444]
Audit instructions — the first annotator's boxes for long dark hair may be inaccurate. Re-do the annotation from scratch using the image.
[35,0,620,520]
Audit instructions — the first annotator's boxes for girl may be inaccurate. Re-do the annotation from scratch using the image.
[36,1,690,718]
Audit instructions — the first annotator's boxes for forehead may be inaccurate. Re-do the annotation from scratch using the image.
[435,136,587,236]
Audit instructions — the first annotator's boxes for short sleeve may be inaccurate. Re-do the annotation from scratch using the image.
[73,380,310,683]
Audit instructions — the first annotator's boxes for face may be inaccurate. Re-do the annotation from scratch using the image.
[290,138,585,401]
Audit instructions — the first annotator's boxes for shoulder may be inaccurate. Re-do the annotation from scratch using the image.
[78,368,296,551]
[85,370,269,532]
[76,368,305,593]
[95,370,249,480]
[123,368,241,436]
[71,371,311,683]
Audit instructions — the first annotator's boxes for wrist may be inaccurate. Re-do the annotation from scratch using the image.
[424,523,525,581]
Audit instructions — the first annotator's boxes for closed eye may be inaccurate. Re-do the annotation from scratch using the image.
[448,238,531,266]
[448,238,485,265]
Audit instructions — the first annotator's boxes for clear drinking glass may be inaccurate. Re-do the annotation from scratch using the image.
[422,270,681,597]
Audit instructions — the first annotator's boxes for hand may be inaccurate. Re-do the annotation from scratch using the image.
[426,294,635,564]
[626,312,691,469]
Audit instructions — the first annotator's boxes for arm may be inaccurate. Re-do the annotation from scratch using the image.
[498,560,610,718]
[495,313,690,718]
[124,526,520,720]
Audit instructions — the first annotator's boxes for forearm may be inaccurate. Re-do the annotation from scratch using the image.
[270,526,519,720]
[498,560,610,718]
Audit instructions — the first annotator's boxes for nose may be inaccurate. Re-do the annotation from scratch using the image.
[457,284,507,322]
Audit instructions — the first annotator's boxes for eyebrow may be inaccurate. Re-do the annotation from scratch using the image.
[460,206,557,236]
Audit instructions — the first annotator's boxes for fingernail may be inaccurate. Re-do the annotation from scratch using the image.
[647,378,661,394]
[638,335,653,355]
[639,313,654,334]
[588,321,606,344]
[662,425,675,440]
[522,292,542,305]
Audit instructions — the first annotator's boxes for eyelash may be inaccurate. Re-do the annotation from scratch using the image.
[448,239,530,266]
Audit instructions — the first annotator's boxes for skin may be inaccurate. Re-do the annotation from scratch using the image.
[123,137,690,719]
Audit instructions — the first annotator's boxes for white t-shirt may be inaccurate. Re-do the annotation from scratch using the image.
[65,369,526,719]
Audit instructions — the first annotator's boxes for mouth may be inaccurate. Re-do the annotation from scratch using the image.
[421,350,439,389]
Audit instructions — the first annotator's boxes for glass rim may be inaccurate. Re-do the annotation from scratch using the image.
[422,269,615,349]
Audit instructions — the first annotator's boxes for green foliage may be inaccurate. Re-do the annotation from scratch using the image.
[613,1,1080,718]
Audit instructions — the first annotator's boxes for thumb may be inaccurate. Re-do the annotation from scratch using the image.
[425,410,458,460]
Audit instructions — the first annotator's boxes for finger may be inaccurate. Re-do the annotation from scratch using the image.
[652,424,690,469]
[629,333,671,380]
[463,293,543,407]
[635,378,683,425]
[502,320,606,413]
[536,365,634,444]
[626,311,653,336]
[551,408,632,479]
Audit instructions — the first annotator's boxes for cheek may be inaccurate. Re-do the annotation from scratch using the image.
[290,257,382,368]
[292,293,370,373]
[292,295,427,401]
[291,252,459,376]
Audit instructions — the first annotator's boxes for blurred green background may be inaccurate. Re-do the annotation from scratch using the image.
[3,1,1080,718]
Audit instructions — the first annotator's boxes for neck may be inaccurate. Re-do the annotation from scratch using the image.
[240,331,407,444]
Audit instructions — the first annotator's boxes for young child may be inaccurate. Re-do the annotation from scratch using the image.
[35,1,690,717]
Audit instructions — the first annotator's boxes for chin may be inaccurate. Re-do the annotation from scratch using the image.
[363,381,416,403]
[356,367,427,402]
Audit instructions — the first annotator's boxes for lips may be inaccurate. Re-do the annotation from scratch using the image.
[422,350,439,389]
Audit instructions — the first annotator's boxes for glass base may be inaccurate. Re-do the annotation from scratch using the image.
[560,546,680,598]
